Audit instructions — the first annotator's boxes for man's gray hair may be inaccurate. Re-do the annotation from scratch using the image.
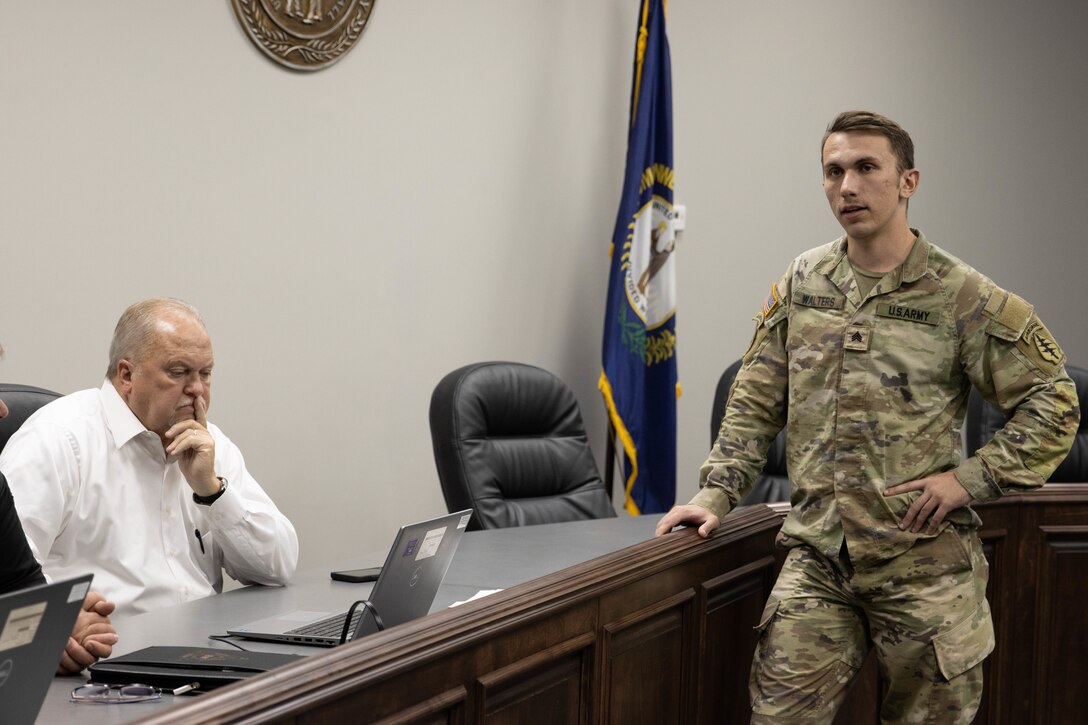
[106,298,206,379]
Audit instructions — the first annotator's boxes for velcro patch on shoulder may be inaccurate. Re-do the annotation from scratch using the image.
[982,290,1032,338]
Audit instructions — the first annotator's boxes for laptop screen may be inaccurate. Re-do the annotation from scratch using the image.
[0,574,94,725]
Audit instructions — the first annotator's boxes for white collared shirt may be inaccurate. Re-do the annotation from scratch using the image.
[0,381,298,616]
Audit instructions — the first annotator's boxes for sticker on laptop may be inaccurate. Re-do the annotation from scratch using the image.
[0,602,47,653]
[68,580,90,604]
[458,513,471,529]
[415,527,446,561]
[402,538,419,557]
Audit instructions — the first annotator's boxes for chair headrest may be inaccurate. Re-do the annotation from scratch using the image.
[0,383,63,454]
[433,362,587,440]
[428,361,613,530]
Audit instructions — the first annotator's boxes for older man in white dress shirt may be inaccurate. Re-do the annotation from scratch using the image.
[0,298,298,616]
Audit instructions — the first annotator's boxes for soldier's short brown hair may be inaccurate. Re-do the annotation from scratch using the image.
[822,111,915,175]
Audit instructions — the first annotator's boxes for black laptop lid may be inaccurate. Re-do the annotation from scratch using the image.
[0,574,93,725]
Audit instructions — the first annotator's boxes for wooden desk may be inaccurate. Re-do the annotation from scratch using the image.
[37,486,1088,723]
[127,506,782,724]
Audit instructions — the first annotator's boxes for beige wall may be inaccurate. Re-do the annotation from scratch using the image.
[2,1,1084,572]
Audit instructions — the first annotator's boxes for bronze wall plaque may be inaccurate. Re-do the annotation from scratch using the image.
[231,0,376,71]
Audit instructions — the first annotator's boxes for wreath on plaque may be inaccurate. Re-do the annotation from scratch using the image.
[232,0,376,71]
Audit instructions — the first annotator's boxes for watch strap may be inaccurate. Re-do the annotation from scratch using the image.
[193,477,228,506]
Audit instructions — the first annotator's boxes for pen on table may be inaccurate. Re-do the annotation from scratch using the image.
[172,682,200,695]
[194,528,205,554]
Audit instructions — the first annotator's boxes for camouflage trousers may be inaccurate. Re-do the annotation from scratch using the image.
[749,526,994,724]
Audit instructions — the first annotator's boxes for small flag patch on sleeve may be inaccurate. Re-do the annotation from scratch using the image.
[762,283,780,317]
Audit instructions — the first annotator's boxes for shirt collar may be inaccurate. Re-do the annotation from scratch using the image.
[816,237,857,300]
[815,229,931,296]
[899,229,931,283]
[100,379,150,449]
[815,236,849,276]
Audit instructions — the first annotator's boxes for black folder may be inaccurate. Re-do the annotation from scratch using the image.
[88,646,304,691]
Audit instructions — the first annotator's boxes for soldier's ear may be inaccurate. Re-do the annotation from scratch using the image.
[899,168,919,200]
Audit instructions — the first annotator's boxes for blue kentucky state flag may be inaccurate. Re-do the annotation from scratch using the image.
[599,0,678,516]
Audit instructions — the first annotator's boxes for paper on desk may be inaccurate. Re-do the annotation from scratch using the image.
[448,589,503,607]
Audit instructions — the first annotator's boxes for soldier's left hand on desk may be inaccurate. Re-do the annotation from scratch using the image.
[654,504,721,539]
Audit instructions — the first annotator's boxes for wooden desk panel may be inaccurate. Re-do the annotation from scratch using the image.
[130,486,1088,724]
[132,507,780,724]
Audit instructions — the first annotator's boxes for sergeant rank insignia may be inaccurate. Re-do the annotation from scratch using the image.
[231,0,376,71]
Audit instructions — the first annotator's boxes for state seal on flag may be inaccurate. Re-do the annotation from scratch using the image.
[623,197,677,329]
[231,0,376,71]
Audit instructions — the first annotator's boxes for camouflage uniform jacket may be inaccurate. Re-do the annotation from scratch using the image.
[693,231,1080,566]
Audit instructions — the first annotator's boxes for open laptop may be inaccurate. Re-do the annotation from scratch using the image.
[0,574,94,725]
[228,510,472,646]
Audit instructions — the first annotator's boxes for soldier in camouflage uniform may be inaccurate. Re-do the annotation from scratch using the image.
[656,111,1080,724]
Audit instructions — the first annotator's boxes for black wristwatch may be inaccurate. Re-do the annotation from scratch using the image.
[193,477,228,506]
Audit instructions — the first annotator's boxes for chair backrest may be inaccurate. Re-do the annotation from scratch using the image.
[429,362,616,530]
[710,360,791,505]
[965,364,1088,482]
[0,384,63,454]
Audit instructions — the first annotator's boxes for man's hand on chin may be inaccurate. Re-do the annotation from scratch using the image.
[165,396,219,496]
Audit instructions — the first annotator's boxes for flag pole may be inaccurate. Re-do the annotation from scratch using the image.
[604,422,616,502]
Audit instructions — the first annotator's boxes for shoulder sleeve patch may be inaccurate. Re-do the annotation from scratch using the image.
[1016,316,1066,378]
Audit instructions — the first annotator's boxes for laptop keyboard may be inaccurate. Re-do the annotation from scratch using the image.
[286,610,362,639]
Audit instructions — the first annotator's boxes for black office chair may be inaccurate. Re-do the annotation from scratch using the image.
[965,364,1087,482]
[0,384,63,454]
[710,359,791,505]
[429,361,616,531]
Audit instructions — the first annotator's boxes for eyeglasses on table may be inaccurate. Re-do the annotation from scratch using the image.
[70,683,161,704]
